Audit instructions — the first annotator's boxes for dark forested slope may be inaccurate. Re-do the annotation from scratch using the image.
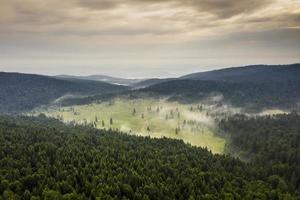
[42,64,300,111]
[0,72,128,113]
[181,64,300,83]
[0,115,298,199]
[134,64,300,110]
[219,113,300,195]
[141,79,300,110]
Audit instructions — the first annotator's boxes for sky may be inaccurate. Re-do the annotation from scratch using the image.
[0,0,300,78]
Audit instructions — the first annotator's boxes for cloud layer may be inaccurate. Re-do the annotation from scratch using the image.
[0,0,299,77]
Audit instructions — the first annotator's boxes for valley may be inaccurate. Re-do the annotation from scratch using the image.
[31,96,290,154]
[1,64,300,199]
[33,98,227,154]
[1,0,300,197]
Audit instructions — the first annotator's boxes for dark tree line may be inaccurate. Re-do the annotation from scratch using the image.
[0,115,298,199]
[219,113,300,196]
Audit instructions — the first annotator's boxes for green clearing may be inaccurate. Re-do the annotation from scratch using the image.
[36,98,225,154]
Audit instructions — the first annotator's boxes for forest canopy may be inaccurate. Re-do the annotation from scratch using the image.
[219,113,300,196]
[0,115,299,199]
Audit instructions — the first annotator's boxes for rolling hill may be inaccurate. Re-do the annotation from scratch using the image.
[131,78,176,88]
[3,64,300,112]
[181,63,300,83]
[132,64,300,110]
[0,72,129,113]
[52,64,300,111]
[56,74,144,86]
[140,79,300,110]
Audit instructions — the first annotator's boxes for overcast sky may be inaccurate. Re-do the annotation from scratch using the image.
[0,0,299,78]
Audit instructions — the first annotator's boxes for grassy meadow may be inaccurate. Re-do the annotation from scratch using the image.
[35,98,226,154]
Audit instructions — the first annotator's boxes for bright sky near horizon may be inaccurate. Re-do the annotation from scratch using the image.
[0,0,300,78]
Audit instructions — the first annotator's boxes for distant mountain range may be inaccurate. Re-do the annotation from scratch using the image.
[56,74,145,86]
[130,78,176,88]
[0,72,128,113]
[1,63,299,113]
[132,63,300,88]
[181,63,300,83]
[138,63,300,110]
[57,64,300,87]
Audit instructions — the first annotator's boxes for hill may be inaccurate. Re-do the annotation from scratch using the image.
[140,79,300,110]
[218,113,300,193]
[0,114,297,199]
[56,74,144,86]
[132,64,300,110]
[131,78,175,88]
[0,72,128,113]
[48,64,300,111]
[181,63,300,83]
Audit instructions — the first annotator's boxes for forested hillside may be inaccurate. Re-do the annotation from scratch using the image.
[181,64,300,83]
[30,64,300,111]
[219,113,300,195]
[0,72,128,113]
[134,64,300,110]
[141,79,300,110]
[0,115,298,199]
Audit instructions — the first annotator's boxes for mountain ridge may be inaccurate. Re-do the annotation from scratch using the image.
[180,63,300,82]
[0,72,128,113]
[56,74,145,86]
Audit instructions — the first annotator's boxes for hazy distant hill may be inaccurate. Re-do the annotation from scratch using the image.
[56,74,144,86]
[0,72,128,113]
[131,78,175,88]
[54,64,300,110]
[181,63,300,82]
[133,63,300,89]
[4,64,300,112]
[131,63,300,110]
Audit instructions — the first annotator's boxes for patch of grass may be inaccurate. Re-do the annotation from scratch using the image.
[37,98,225,154]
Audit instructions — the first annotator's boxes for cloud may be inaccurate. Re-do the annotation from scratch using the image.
[0,0,299,77]
[0,0,274,26]
[0,0,299,50]
[75,0,271,18]
[76,0,121,10]
[186,0,271,18]
[1,0,299,37]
